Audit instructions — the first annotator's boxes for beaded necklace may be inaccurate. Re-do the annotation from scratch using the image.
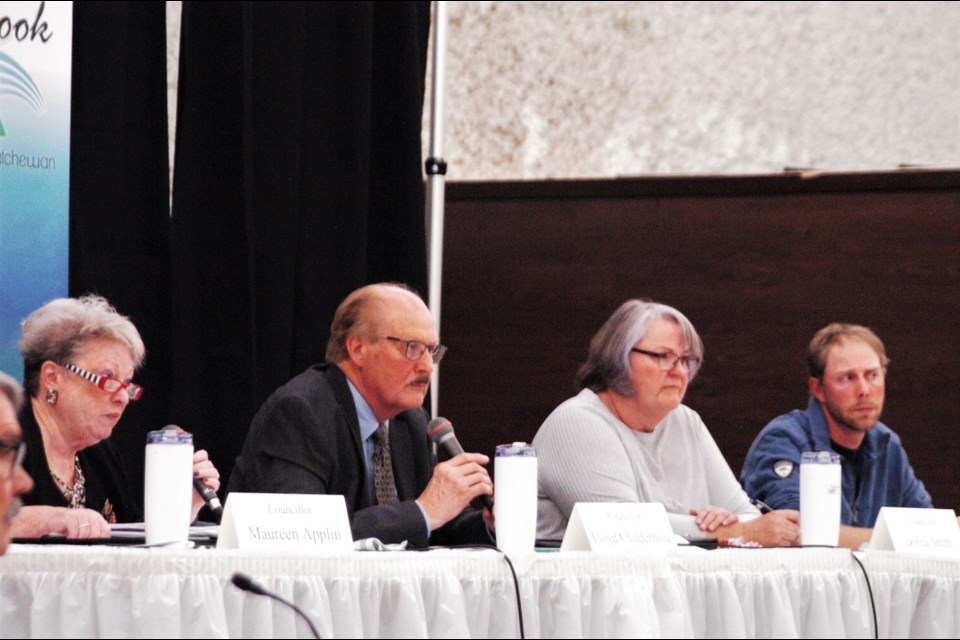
[50,454,87,508]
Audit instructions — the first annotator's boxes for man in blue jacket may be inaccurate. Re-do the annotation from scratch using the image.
[741,323,932,549]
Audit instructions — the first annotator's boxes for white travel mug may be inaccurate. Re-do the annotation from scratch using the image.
[799,451,842,546]
[144,426,194,546]
[494,442,537,555]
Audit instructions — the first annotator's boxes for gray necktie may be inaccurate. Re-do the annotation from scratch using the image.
[374,421,398,504]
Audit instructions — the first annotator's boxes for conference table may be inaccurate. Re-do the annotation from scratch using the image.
[0,543,958,638]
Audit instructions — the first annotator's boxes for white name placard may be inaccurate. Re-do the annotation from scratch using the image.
[217,493,353,552]
[869,507,960,556]
[561,502,676,551]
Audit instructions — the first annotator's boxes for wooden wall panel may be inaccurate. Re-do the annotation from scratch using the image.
[439,171,960,510]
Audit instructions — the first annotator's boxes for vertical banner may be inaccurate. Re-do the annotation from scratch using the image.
[0,1,71,380]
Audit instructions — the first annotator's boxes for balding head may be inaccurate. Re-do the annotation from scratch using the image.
[325,283,425,363]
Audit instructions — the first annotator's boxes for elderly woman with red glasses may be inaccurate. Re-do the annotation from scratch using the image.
[10,295,219,539]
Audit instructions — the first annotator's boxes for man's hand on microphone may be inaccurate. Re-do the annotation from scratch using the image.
[417,452,493,531]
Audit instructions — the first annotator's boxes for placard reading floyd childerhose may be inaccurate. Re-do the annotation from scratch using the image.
[561,502,675,551]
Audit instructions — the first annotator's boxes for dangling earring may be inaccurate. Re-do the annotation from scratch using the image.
[46,387,58,406]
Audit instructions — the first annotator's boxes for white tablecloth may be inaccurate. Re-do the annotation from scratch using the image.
[0,545,958,638]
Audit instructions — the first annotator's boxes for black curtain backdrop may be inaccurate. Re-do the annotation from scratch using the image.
[65,1,430,506]
[170,1,431,493]
[69,2,171,502]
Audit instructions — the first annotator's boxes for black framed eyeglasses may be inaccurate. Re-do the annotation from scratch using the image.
[631,348,701,376]
[62,363,144,401]
[384,336,447,364]
[0,439,26,476]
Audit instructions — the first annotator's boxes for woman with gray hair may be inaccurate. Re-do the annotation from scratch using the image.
[534,299,800,546]
[11,295,220,539]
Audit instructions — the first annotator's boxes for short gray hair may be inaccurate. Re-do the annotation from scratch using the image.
[0,371,23,413]
[577,299,704,395]
[19,295,145,397]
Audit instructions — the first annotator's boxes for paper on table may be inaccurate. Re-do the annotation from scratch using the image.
[109,523,219,542]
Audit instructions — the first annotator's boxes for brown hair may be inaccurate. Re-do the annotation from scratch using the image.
[807,323,889,379]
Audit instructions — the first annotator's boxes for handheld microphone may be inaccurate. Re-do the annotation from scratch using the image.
[231,572,322,639]
[193,476,223,518]
[427,417,494,511]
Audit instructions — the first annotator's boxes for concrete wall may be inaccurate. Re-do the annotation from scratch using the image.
[430,1,960,179]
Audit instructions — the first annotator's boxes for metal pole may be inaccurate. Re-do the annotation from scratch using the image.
[426,1,448,419]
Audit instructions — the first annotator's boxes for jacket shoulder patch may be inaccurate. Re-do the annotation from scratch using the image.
[773,460,794,478]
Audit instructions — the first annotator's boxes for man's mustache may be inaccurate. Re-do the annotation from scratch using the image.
[4,497,23,521]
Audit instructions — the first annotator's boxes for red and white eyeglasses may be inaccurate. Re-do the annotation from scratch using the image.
[62,363,144,401]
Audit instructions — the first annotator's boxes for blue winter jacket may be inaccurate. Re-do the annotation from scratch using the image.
[740,397,931,527]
